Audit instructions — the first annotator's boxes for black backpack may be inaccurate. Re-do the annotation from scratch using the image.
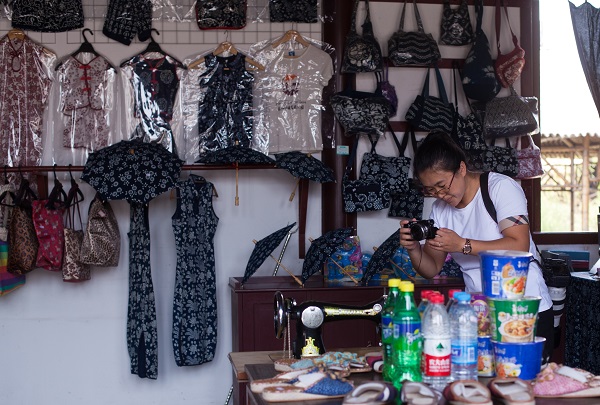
[461,0,501,102]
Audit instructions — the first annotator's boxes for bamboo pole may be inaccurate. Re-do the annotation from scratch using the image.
[253,240,302,286]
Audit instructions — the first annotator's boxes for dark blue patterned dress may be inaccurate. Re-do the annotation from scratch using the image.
[172,175,219,366]
[127,203,158,379]
[197,53,254,153]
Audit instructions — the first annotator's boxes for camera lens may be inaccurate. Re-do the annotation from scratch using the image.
[410,224,427,241]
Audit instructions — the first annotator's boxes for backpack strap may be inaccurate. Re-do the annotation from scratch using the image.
[480,172,497,223]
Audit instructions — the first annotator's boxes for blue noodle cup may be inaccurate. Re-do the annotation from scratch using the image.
[492,337,546,380]
[479,250,532,299]
[478,336,495,377]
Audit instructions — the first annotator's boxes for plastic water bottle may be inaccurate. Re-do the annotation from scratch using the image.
[417,289,434,318]
[450,292,479,381]
[446,289,463,313]
[422,293,452,391]
[392,281,422,388]
[381,278,401,382]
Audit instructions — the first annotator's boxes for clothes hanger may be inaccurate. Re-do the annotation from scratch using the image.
[6,28,25,40]
[188,40,264,71]
[271,30,310,48]
[0,165,16,207]
[56,29,116,71]
[45,165,68,209]
[65,164,85,208]
[121,29,184,68]
[14,167,37,207]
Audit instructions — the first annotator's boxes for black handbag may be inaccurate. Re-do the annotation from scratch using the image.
[330,76,393,137]
[343,137,391,213]
[405,65,455,134]
[359,126,411,195]
[440,0,474,46]
[461,0,501,102]
[269,0,317,23]
[388,0,441,66]
[341,0,383,73]
[196,0,247,30]
[388,129,424,219]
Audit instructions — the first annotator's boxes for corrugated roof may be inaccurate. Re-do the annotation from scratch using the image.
[541,133,600,158]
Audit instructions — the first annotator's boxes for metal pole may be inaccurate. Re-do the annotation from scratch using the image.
[224,385,233,405]
[272,230,293,276]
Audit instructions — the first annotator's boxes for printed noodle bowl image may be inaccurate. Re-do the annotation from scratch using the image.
[499,319,535,342]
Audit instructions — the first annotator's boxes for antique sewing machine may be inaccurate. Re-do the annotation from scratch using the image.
[274,291,384,359]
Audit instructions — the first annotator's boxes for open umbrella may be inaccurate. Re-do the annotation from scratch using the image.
[242,222,298,285]
[301,227,353,285]
[81,139,183,205]
[274,151,335,201]
[196,145,274,205]
[362,229,401,285]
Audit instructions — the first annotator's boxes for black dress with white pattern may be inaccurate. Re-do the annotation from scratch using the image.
[171,175,219,366]
[11,0,84,32]
[127,203,158,379]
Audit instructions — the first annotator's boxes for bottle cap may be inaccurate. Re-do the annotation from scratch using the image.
[448,289,463,298]
[400,281,414,292]
[455,292,471,302]
[388,278,401,288]
[429,293,444,304]
[420,289,434,300]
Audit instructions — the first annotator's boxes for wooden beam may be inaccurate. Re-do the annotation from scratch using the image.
[582,135,591,231]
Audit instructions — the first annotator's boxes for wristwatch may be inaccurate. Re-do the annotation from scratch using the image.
[462,239,472,255]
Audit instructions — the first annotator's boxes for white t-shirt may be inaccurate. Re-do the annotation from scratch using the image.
[252,44,333,154]
[430,172,552,312]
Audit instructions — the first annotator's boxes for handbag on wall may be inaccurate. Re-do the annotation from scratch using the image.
[341,0,384,73]
[343,137,391,213]
[440,0,474,46]
[461,0,501,102]
[7,179,39,276]
[196,0,247,30]
[330,76,393,137]
[269,0,317,23]
[80,194,121,267]
[475,86,538,139]
[359,126,411,195]
[388,0,441,66]
[405,65,455,134]
[62,185,90,282]
[494,0,525,88]
[377,66,398,116]
[388,129,424,219]
[0,183,25,295]
[515,135,544,179]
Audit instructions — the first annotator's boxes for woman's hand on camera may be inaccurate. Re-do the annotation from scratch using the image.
[399,219,420,251]
[426,228,462,253]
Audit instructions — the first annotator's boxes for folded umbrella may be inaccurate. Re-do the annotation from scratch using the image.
[301,227,353,285]
[81,139,183,205]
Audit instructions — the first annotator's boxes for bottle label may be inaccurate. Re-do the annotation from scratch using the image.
[382,315,393,343]
[423,338,451,376]
[451,341,478,365]
[393,321,422,365]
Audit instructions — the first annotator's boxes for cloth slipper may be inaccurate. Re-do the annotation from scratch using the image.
[273,358,314,372]
[261,368,354,402]
[343,382,397,404]
[533,362,600,398]
[444,380,492,405]
[365,352,384,373]
[250,369,310,393]
[488,378,535,405]
[402,381,444,405]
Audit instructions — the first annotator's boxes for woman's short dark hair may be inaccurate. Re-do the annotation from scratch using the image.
[413,132,466,177]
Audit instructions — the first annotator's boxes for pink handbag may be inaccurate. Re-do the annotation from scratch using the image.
[515,136,544,179]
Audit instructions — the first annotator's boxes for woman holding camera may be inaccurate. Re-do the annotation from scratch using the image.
[399,132,554,363]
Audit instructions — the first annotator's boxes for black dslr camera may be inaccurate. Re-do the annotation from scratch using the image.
[403,219,438,241]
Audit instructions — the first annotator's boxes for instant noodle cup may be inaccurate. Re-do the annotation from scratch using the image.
[488,297,541,343]
[492,337,546,380]
[480,250,532,299]
[471,293,491,336]
[478,335,495,377]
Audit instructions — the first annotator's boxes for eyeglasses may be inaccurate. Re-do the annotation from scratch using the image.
[420,171,456,197]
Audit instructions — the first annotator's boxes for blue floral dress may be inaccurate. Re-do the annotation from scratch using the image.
[172,175,219,366]
[127,203,158,379]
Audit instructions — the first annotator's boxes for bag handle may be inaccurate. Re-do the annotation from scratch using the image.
[351,0,372,34]
[399,0,425,32]
[474,0,484,32]
[421,64,449,104]
[344,136,362,179]
[495,0,519,55]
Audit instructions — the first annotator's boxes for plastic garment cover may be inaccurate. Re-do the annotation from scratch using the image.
[569,1,600,117]
[0,33,55,168]
[249,34,336,154]
[181,51,257,161]
[251,0,329,23]
[52,52,118,166]
[121,52,184,155]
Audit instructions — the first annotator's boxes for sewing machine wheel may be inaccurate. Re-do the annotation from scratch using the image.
[274,291,288,339]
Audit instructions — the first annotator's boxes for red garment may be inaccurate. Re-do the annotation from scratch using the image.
[32,200,65,272]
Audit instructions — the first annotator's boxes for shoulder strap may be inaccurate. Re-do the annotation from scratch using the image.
[399,0,408,31]
[475,0,483,32]
[413,0,425,33]
[480,172,497,223]
[350,0,360,33]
